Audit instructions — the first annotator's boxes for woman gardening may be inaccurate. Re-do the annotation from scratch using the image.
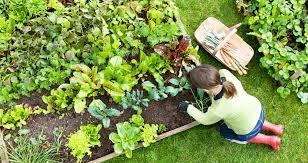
[178,64,284,151]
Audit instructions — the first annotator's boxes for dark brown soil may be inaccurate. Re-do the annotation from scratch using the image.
[17,89,194,162]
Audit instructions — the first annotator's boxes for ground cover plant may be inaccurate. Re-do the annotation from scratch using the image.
[236,0,307,102]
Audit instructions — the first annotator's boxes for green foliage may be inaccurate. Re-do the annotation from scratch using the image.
[157,124,167,134]
[142,76,191,101]
[88,99,122,128]
[42,87,75,114]
[140,124,159,147]
[8,128,63,163]
[109,122,141,158]
[110,113,162,158]
[0,0,190,106]
[142,79,169,101]
[120,90,150,111]
[132,51,172,79]
[240,0,307,101]
[0,104,31,129]
[100,56,139,103]
[67,124,102,162]
[130,114,145,127]
[191,88,211,112]
[166,77,191,96]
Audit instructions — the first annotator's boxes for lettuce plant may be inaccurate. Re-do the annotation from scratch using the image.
[67,124,102,162]
[0,104,31,130]
[109,122,141,158]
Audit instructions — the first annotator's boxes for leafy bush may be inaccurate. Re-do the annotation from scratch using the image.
[0,104,31,129]
[88,99,122,128]
[67,124,102,162]
[238,0,307,101]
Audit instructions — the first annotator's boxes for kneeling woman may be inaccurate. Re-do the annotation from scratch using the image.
[178,65,283,150]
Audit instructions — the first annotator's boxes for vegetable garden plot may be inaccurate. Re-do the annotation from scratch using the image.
[0,0,205,162]
[236,0,307,103]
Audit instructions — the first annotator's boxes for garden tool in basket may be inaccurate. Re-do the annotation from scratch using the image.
[195,17,254,75]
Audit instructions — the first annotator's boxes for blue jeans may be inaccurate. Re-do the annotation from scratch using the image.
[219,108,265,141]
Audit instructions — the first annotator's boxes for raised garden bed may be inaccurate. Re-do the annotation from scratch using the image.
[20,90,195,162]
[0,0,207,162]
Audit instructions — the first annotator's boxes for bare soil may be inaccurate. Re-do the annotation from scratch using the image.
[16,89,194,162]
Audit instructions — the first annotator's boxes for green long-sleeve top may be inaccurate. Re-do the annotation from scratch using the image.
[187,69,262,135]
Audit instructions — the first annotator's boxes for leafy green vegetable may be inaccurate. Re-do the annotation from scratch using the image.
[141,124,158,147]
[120,90,150,111]
[130,114,145,127]
[166,77,191,96]
[109,122,141,158]
[157,124,167,134]
[0,104,31,130]
[88,99,121,128]
[67,124,102,162]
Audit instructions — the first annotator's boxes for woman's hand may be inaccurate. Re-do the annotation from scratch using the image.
[178,101,191,113]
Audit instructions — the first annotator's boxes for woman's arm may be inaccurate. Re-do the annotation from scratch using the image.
[187,105,221,125]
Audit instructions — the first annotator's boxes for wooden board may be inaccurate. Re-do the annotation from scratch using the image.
[88,121,200,163]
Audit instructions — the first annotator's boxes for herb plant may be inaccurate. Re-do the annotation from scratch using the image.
[8,128,63,163]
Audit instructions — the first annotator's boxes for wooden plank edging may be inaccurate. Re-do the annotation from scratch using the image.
[88,121,199,163]
[0,130,9,163]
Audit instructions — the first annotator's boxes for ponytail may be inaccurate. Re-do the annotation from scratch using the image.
[190,64,238,99]
[222,81,237,98]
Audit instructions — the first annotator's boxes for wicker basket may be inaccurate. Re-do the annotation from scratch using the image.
[195,17,254,70]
